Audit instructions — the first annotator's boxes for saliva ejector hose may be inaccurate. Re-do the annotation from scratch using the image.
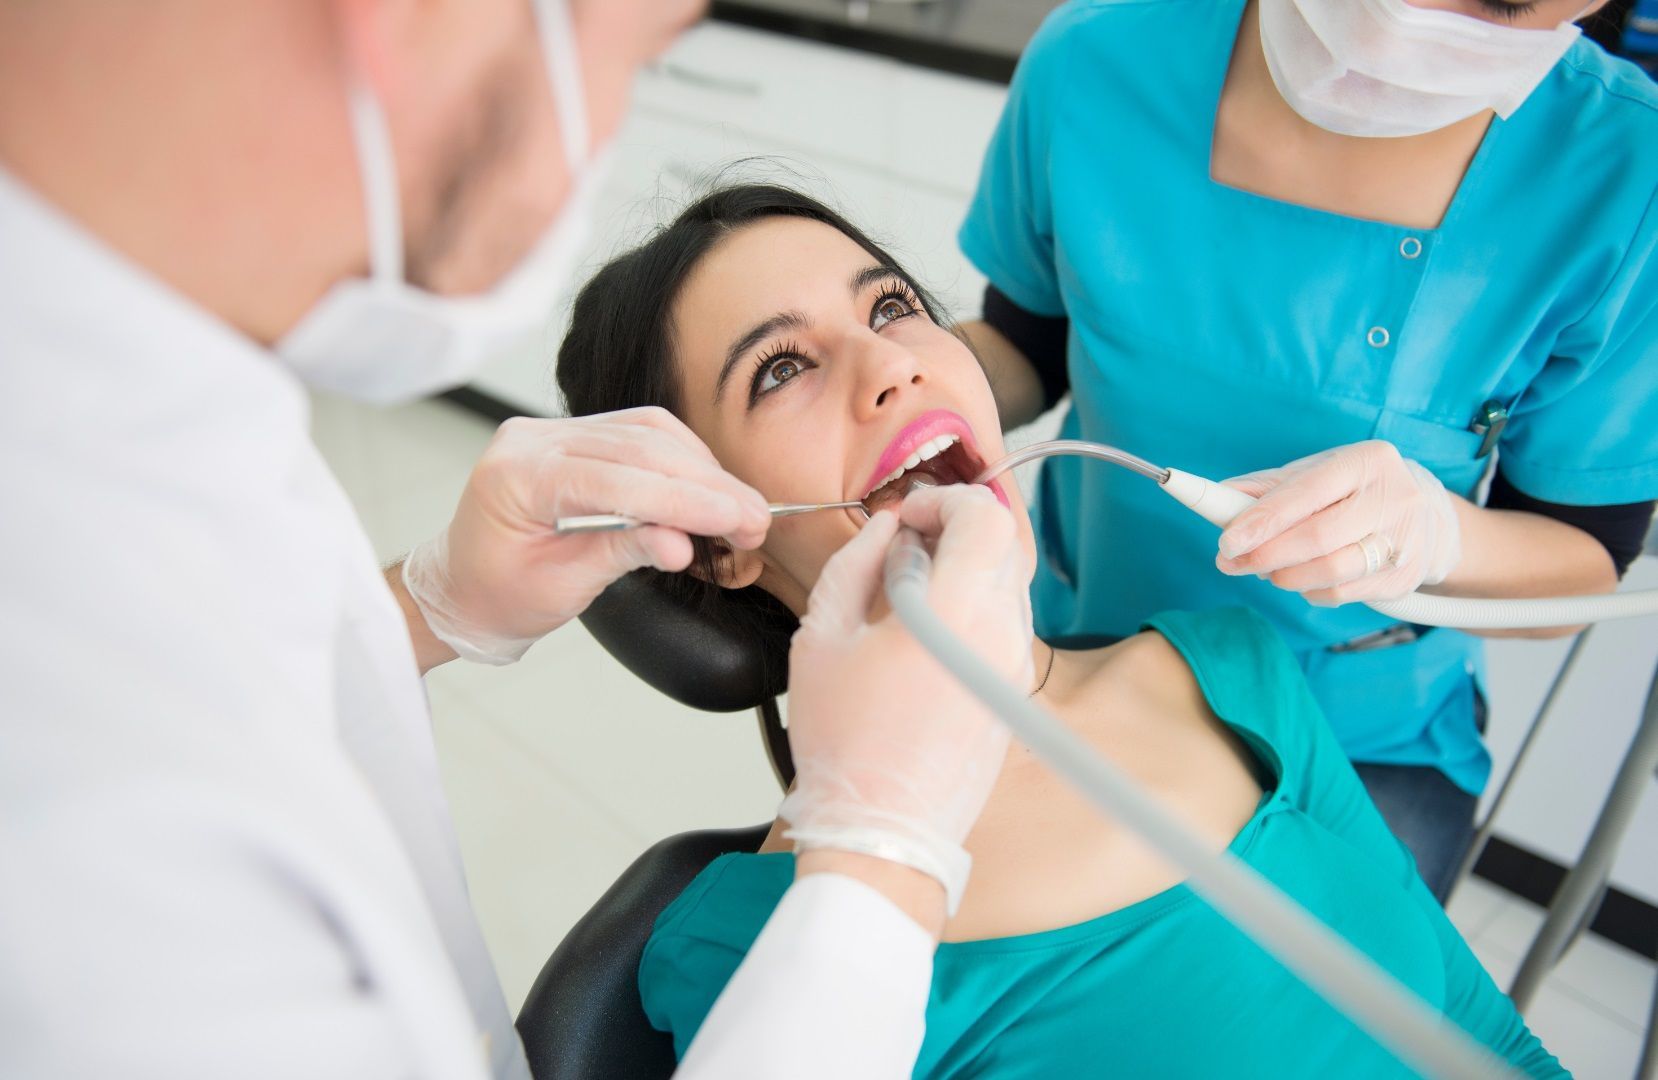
[878,439,1658,1078]
[975,439,1658,629]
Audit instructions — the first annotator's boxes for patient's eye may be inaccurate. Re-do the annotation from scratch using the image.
[871,281,923,331]
[749,342,816,404]
[874,297,910,325]
[761,357,802,391]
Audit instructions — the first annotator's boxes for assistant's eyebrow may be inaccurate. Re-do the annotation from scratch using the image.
[715,309,809,404]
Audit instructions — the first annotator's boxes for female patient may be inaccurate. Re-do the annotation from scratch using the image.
[555,185,1563,1078]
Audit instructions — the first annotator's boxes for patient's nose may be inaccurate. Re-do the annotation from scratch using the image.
[853,334,925,422]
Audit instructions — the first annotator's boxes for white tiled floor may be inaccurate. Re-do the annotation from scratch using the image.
[314,392,1655,1077]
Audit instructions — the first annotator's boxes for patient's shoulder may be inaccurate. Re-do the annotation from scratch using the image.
[639,853,795,1056]
[648,852,793,951]
[1139,608,1311,717]
[1061,621,1208,722]
[1059,607,1320,788]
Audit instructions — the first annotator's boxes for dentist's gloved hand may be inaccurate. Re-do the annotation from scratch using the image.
[782,485,1034,918]
[402,407,770,666]
[1215,440,1462,605]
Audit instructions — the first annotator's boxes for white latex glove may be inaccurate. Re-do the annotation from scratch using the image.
[403,407,770,665]
[1216,440,1462,605]
[781,485,1034,914]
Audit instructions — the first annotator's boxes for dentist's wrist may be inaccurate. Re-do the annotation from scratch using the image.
[400,531,538,668]
[385,560,459,675]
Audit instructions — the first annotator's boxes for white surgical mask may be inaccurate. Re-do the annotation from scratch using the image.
[278,0,609,405]
[1258,0,1585,138]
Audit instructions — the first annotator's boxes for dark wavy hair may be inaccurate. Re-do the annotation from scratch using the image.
[555,182,949,669]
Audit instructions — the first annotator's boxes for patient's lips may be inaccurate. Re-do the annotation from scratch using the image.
[858,408,1010,515]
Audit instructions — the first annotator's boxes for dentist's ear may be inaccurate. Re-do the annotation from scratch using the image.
[685,540,765,590]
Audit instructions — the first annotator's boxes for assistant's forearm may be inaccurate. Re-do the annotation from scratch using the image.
[384,561,459,674]
[1428,496,1618,638]
[957,319,1045,430]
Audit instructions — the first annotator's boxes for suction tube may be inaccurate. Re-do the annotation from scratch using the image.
[883,528,1516,1079]
[976,443,1658,630]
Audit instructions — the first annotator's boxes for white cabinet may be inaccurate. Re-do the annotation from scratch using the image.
[469,21,1007,415]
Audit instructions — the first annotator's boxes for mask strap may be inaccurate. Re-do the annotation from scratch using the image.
[345,77,406,286]
[534,0,591,175]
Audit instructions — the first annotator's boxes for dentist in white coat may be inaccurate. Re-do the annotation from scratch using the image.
[0,2,1030,1077]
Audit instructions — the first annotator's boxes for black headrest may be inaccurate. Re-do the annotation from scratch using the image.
[578,569,794,713]
[516,824,770,1080]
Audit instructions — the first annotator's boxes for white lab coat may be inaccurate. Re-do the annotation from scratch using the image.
[0,169,932,1078]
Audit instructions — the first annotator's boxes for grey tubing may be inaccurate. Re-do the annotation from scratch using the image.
[1367,590,1658,629]
[884,527,1517,1080]
[1508,659,1658,1010]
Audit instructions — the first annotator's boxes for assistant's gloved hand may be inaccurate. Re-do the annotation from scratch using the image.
[781,485,1034,915]
[402,407,770,665]
[1215,440,1462,605]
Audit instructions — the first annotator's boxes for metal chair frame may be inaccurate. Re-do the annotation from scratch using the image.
[1447,636,1658,1077]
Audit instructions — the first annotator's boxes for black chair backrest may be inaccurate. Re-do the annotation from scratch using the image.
[516,824,770,1080]
[579,570,791,713]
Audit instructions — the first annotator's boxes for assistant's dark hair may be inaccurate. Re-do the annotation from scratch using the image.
[555,183,948,670]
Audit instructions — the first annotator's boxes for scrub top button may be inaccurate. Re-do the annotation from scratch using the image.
[1399,236,1423,259]
[1367,326,1391,348]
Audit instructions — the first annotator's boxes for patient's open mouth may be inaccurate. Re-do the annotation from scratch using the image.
[862,435,982,514]
[858,409,1007,516]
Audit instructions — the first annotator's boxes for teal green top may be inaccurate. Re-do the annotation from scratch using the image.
[638,609,1567,1077]
[957,0,1658,795]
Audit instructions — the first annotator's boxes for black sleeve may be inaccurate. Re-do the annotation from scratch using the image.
[981,283,1070,412]
[1486,469,1655,578]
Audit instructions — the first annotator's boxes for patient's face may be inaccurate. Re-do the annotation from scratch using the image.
[669,215,1034,613]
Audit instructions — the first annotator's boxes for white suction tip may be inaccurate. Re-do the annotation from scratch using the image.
[1161,469,1257,528]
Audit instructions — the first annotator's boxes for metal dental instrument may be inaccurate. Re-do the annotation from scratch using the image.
[554,500,868,536]
[975,438,1170,485]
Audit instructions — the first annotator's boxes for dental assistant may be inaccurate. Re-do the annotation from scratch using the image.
[961,0,1658,898]
[0,3,1026,1077]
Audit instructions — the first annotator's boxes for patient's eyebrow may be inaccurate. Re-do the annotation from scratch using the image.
[715,309,808,404]
[849,264,899,296]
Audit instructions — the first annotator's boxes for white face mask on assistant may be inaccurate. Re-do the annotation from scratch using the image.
[1258,0,1587,139]
[278,0,612,405]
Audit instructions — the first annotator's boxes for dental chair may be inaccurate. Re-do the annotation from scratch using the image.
[514,571,796,1080]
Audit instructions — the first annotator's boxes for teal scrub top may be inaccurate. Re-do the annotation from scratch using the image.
[638,609,1565,1078]
[958,0,1658,794]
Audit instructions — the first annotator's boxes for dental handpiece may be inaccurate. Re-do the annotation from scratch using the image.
[553,500,868,536]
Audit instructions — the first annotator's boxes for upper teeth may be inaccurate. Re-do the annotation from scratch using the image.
[865,434,961,497]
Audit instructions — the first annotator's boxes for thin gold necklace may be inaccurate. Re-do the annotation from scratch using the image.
[1030,641,1056,698]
